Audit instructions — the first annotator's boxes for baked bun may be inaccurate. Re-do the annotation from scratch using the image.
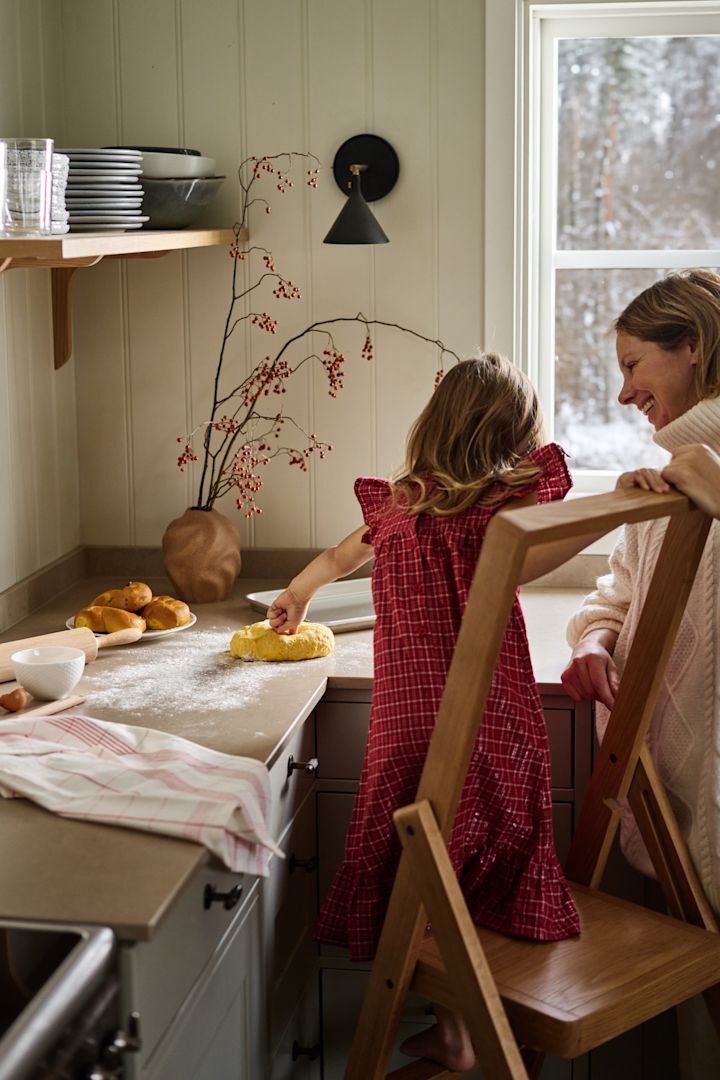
[140,595,192,631]
[230,620,334,662]
[75,606,146,634]
[90,581,152,612]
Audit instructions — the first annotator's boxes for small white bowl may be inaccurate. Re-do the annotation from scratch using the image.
[140,151,216,179]
[10,646,85,701]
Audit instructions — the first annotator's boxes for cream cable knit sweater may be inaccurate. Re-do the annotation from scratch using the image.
[567,396,720,913]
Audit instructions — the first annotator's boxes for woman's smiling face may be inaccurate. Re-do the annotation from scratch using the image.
[616,331,699,430]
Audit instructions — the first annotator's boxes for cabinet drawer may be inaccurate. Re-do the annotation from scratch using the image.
[120,862,258,1073]
[315,702,370,779]
[552,802,573,866]
[266,795,319,1051]
[545,709,573,789]
[142,891,263,1080]
[317,702,575,791]
[270,716,318,838]
[319,793,574,905]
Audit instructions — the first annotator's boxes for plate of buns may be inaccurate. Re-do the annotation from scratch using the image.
[66,581,196,639]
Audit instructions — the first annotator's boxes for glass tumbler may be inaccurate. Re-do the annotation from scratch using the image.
[3,137,54,235]
[0,141,7,237]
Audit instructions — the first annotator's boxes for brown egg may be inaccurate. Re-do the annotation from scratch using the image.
[0,687,31,712]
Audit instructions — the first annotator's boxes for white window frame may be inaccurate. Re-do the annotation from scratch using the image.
[485,0,720,503]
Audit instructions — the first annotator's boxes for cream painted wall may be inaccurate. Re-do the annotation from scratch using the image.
[1,0,486,588]
[0,0,76,594]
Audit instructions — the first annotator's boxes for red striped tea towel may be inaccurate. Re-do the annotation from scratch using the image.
[0,713,280,875]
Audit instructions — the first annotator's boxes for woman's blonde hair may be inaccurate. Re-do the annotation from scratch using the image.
[393,353,546,516]
[614,269,720,399]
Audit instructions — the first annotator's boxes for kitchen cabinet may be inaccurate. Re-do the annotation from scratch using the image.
[116,713,321,1080]
[0,228,239,369]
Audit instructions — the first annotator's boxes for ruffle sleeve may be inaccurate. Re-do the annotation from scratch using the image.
[354,477,392,544]
[524,442,572,504]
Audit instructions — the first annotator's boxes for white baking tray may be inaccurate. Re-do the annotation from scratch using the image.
[245,578,375,633]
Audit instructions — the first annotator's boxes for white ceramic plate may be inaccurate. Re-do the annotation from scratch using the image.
[59,147,143,156]
[65,200,143,208]
[69,168,142,177]
[65,612,197,639]
[69,222,145,231]
[68,214,149,222]
[65,187,143,196]
[245,579,375,633]
[67,177,142,185]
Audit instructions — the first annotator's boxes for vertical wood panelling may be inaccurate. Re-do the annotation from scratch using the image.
[437,2,484,359]
[372,0,439,481]
[1,0,487,586]
[307,0,376,547]
[74,262,132,545]
[242,0,314,548]
[0,0,76,589]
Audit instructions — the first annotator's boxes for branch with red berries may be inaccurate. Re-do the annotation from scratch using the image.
[177,152,460,517]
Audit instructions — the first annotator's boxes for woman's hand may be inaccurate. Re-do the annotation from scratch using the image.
[615,468,671,493]
[267,588,310,635]
[661,443,720,519]
[561,629,620,710]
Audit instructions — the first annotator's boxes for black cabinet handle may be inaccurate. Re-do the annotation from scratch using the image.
[203,882,243,911]
[288,853,318,874]
[292,1040,321,1061]
[287,754,319,779]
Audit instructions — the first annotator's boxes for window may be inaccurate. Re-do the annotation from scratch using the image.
[485,1,720,493]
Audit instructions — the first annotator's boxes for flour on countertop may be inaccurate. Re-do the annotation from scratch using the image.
[83,630,299,716]
[81,629,373,719]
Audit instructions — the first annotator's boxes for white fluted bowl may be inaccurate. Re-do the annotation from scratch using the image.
[10,646,85,701]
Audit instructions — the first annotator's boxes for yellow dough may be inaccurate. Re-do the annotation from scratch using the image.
[230,620,334,662]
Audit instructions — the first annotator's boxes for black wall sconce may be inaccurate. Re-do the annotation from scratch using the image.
[323,133,399,245]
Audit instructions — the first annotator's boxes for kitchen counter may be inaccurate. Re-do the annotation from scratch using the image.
[0,577,588,938]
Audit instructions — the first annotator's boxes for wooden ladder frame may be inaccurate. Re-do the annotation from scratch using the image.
[344,488,715,1080]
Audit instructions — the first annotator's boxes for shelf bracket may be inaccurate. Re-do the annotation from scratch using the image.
[0,228,240,371]
[51,266,79,370]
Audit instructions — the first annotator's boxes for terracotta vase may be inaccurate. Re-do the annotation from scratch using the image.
[162,507,242,604]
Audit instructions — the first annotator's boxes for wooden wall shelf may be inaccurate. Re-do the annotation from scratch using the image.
[0,227,245,369]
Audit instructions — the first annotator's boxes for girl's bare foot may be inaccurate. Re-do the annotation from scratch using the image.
[399,1007,476,1072]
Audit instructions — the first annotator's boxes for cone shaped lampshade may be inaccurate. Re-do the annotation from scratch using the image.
[323,172,389,245]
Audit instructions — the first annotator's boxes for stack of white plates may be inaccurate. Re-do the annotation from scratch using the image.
[57,147,149,231]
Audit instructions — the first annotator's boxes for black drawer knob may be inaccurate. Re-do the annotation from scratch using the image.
[288,853,318,874]
[287,754,319,779]
[203,882,243,911]
[292,1040,321,1061]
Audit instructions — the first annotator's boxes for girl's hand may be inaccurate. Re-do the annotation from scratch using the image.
[615,468,671,493]
[661,443,720,519]
[267,588,310,635]
[561,634,620,711]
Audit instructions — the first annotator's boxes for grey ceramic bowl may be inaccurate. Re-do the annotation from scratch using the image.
[139,176,225,229]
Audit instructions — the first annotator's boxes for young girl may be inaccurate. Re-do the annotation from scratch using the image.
[269,355,581,1071]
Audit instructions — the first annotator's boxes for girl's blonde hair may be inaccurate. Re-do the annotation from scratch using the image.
[614,269,720,399]
[393,353,546,517]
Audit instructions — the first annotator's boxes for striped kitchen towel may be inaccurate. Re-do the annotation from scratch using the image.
[0,713,280,875]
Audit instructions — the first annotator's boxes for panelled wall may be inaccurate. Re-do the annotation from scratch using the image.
[0,0,485,592]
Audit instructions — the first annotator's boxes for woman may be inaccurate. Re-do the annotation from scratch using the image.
[562,270,720,1078]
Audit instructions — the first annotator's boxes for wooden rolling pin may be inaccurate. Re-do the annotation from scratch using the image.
[0,626,142,684]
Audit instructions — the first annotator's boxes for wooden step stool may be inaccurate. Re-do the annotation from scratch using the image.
[345,488,720,1079]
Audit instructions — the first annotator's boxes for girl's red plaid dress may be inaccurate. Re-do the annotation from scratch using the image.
[314,443,581,961]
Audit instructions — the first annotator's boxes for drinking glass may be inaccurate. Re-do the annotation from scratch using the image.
[0,141,7,237]
[2,137,54,235]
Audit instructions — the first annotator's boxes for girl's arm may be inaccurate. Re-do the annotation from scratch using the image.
[267,525,372,634]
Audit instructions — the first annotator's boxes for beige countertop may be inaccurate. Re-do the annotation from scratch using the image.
[0,576,588,938]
